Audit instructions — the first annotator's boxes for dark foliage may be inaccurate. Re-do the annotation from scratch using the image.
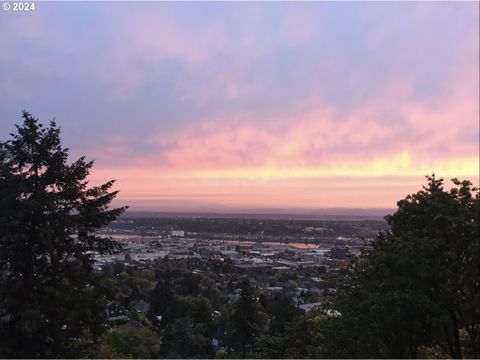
[0,112,127,357]
[321,175,480,358]
[229,279,265,358]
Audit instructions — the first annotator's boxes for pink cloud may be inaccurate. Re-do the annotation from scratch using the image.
[280,7,315,46]
[146,93,477,173]
[0,12,56,98]
[87,9,228,100]
[94,170,449,209]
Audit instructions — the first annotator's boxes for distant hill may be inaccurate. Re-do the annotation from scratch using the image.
[123,207,394,221]
[241,207,394,217]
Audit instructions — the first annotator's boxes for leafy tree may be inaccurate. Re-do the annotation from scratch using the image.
[263,294,299,335]
[0,112,127,357]
[99,277,121,300]
[257,314,325,359]
[159,317,212,358]
[82,339,123,359]
[103,325,159,358]
[323,175,479,358]
[165,295,212,326]
[176,270,201,296]
[138,269,155,282]
[382,175,479,358]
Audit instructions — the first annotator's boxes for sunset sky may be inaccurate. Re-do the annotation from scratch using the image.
[1,2,478,212]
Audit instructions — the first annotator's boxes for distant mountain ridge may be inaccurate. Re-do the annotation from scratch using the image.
[122,207,394,221]
[241,207,394,217]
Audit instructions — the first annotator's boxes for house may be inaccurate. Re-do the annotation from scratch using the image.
[266,286,284,295]
[107,302,130,325]
[299,302,323,313]
[170,230,185,237]
[135,300,150,314]
[125,319,144,329]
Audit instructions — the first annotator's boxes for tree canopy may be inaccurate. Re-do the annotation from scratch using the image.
[229,279,265,358]
[320,175,480,358]
[0,112,127,357]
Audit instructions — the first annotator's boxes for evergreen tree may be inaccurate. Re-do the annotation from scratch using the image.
[0,112,127,357]
[230,278,264,359]
[149,270,174,326]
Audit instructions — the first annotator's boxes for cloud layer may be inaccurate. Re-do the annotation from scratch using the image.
[1,2,478,210]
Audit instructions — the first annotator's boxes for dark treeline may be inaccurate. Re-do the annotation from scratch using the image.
[107,217,388,238]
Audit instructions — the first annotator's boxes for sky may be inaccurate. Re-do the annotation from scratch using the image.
[0,1,478,212]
